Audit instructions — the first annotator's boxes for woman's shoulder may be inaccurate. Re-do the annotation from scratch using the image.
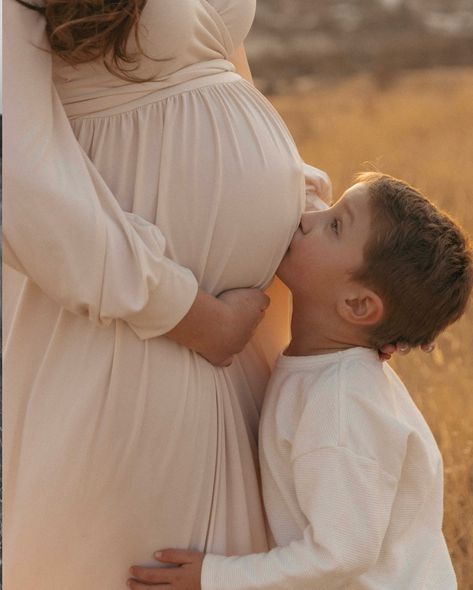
[201,0,256,48]
[203,0,256,17]
[139,0,256,59]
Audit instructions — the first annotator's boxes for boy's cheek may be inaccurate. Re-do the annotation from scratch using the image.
[276,255,292,283]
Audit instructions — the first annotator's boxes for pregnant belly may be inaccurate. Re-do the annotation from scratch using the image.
[159,80,305,293]
[71,77,304,294]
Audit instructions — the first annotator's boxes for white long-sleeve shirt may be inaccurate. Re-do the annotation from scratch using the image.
[202,347,456,589]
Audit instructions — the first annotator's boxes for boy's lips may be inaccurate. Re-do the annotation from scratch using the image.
[291,223,303,243]
[284,221,304,255]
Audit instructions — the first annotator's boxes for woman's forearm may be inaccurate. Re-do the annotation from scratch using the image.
[229,43,254,84]
[165,287,269,366]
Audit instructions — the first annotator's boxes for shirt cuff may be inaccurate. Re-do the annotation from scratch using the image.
[126,258,199,340]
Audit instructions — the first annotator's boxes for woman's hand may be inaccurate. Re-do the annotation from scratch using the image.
[378,341,435,361]
[215,288,271,364]
[166,287,270,366]
[303,163,333,209]
[129,549,203,590]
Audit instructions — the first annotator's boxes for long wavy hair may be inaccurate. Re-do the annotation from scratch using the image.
[15,0,150,81]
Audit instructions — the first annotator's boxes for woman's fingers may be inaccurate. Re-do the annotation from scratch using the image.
[379,343,396,355]
[379,341,436,360]
[379,342,411,355]
[218,356,234,367]
[378,351,392,362]
[378,343,395,361]
[378,342,412,361]
[421,342,435,353]
[247,288,270,311]
[396,342,411,355]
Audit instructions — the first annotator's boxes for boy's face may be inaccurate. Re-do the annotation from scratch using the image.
[277,183,372,304]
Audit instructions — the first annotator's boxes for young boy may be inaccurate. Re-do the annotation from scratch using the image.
[128,173,472,590]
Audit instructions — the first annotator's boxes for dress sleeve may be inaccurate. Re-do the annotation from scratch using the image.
[204,0,256,51]
[202,447,397,590]
[3,1,199,340]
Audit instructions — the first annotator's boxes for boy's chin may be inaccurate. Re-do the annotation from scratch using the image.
[275,260,290,286]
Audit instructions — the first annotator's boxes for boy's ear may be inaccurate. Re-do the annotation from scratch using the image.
[337,288,384,326]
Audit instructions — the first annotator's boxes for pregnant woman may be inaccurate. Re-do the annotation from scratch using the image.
[4,1,307,588]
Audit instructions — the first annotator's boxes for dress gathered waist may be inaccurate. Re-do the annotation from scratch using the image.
[56,59,242,120]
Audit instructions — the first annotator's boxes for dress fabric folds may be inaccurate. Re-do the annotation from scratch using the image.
[3,0,305,588]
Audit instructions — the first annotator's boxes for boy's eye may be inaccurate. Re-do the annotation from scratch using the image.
[331,219,340,235]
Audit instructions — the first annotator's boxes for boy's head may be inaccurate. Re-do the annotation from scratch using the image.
[277,173,473,349]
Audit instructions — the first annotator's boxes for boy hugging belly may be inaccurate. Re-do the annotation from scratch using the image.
[130,172,472,590]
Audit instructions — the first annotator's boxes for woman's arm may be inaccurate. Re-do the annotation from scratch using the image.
[166,288,269,366]
[5,2,196,337]
[229,43,253,84]
[5,3,267,364]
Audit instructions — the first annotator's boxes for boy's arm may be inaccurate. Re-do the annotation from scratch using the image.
[202,447,397,590]
[129,447,397,590]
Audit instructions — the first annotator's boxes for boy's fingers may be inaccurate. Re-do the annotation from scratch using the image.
[129,566,175,584]
[128,583,167,589]
[155,549,199,564]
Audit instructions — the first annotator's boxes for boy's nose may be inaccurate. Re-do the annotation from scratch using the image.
[300,212,319,234]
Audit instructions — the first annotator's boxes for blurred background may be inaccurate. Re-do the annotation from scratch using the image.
[246,1,473,588]
[246,0,473,93]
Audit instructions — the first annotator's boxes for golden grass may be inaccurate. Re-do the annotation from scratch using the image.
[271,67,473,588]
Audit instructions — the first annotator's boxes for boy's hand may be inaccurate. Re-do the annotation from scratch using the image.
[128,549,204,590]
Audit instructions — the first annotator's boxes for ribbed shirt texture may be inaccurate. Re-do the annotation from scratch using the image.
[202,347,457,589]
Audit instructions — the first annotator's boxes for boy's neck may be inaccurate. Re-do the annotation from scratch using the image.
[285,299,368,357]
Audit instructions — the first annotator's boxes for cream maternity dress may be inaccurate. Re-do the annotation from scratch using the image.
[3,1,305,588]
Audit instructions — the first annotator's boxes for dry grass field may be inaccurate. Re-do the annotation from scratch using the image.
[271,67,473,589]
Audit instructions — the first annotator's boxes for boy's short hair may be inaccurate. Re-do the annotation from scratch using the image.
[352,172,473,348]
